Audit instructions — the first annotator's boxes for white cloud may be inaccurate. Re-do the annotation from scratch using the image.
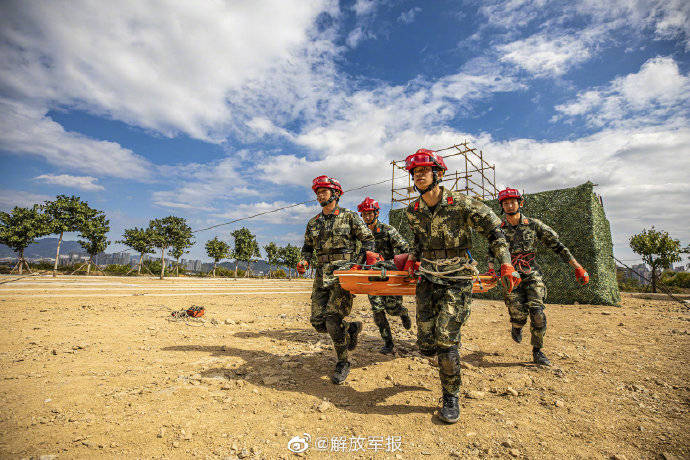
[352,0,378,17]
[0,0,339,142]
[152,155,260,211]
[398,7,422,24]
[34,174,104,191]
[0,189,52,210]
[555,56,690,126]
[497,33,591,76]
[0,99,152,179]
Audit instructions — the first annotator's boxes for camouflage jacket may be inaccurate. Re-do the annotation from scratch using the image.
[369,221,410,261]
[406,187,511,284]
[301,206,375,267]
[490,213,575,272]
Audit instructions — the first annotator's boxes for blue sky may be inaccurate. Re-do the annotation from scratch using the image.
[1,0,688,264]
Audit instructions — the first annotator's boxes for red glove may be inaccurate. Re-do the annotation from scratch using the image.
[393,253,410,271]
[483,268,497,278]
[296,261,308,274]
[365,251,384,265]
[500,263,521,293]
[403,259,421,278]
[575,267,589,285]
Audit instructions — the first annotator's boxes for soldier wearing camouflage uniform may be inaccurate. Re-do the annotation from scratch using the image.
[488,188,589,366]
[357,197,412,354]
[297,175,376,384]
[403,149,520,424]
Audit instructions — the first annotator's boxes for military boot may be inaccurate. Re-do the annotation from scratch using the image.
[532,347,551,366]
[401,313,412,330]
[380,339,394,355]
[331,360,351,384]
[511,326,523,343]
[438,392,460,424]
[347,321,363,350]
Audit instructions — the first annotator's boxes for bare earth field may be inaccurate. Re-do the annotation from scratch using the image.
[0,275,688,459]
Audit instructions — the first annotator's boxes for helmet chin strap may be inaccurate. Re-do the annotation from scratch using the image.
[414,170,440,196]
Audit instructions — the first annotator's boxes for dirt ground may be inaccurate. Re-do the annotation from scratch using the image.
[0,275,688,459]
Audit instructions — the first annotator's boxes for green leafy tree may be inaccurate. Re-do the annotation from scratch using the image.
[231,227,260,277]
[78,212,110,275]
[43,195,98,277]
[148,216,184,279]
[0,206,49,274]
[278,244,301,280]
[205,237,230,277]
[264,242,280,278]
[168,217,194,277]
[630,227,687,293]
[118,227,155,275]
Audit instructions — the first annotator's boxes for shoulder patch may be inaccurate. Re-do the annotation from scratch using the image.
[522,217,529,225]
[334,209,340,216]
[447,196,454,204]
[376,227,381,233]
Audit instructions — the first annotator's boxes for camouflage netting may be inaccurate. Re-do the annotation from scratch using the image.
[389,182,621,306]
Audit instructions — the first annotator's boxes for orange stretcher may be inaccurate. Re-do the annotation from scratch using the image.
[334,268,499,296]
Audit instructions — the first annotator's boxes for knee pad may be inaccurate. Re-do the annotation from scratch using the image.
[530,308,546,329]
[311,321,327,333]
[373,311,389,327]
[420,346,437,357]
[437,346,460,375]
[325,314,346,342]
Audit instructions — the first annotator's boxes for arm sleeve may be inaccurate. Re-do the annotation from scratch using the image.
[388,226,410,254]
[534,220,574,263]
[405,208,422,261]
[467,200,511,265]
[300,223,314,262]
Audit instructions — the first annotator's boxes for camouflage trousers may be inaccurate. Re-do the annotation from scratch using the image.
[503,270,547,348]
[368,295,408,343]
[311,276,354,362]
[415,277,472,395]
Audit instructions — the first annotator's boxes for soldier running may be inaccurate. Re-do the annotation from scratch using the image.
[357,197,412,354]
[404,149,520,424]
[297,175,378,384]
[488,188,589,366]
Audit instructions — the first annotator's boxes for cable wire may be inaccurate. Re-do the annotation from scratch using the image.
[191,178,392,233]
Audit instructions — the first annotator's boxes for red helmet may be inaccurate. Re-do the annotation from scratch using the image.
[312,175,343,196]
[357,197,380,213]
[498,188,522,202]
[404,148,447,173]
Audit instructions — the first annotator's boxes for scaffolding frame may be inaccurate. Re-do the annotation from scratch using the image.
[390,141,497,207]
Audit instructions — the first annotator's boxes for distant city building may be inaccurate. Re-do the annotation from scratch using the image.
[94,251,132,266]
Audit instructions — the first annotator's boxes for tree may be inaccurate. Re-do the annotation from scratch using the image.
[43,195,98,277]
[118,227,155,275]
[231,227,260,277]
[0,206,49,274]
[279,244,301,280]
[148,216,183,279]
[630,227,687,293]
[264,242,280,278]
[168,218,194,277]
[205,237,230,277]
[77,212,110,275]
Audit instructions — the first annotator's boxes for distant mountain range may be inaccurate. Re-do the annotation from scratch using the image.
[0,238,85,258]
